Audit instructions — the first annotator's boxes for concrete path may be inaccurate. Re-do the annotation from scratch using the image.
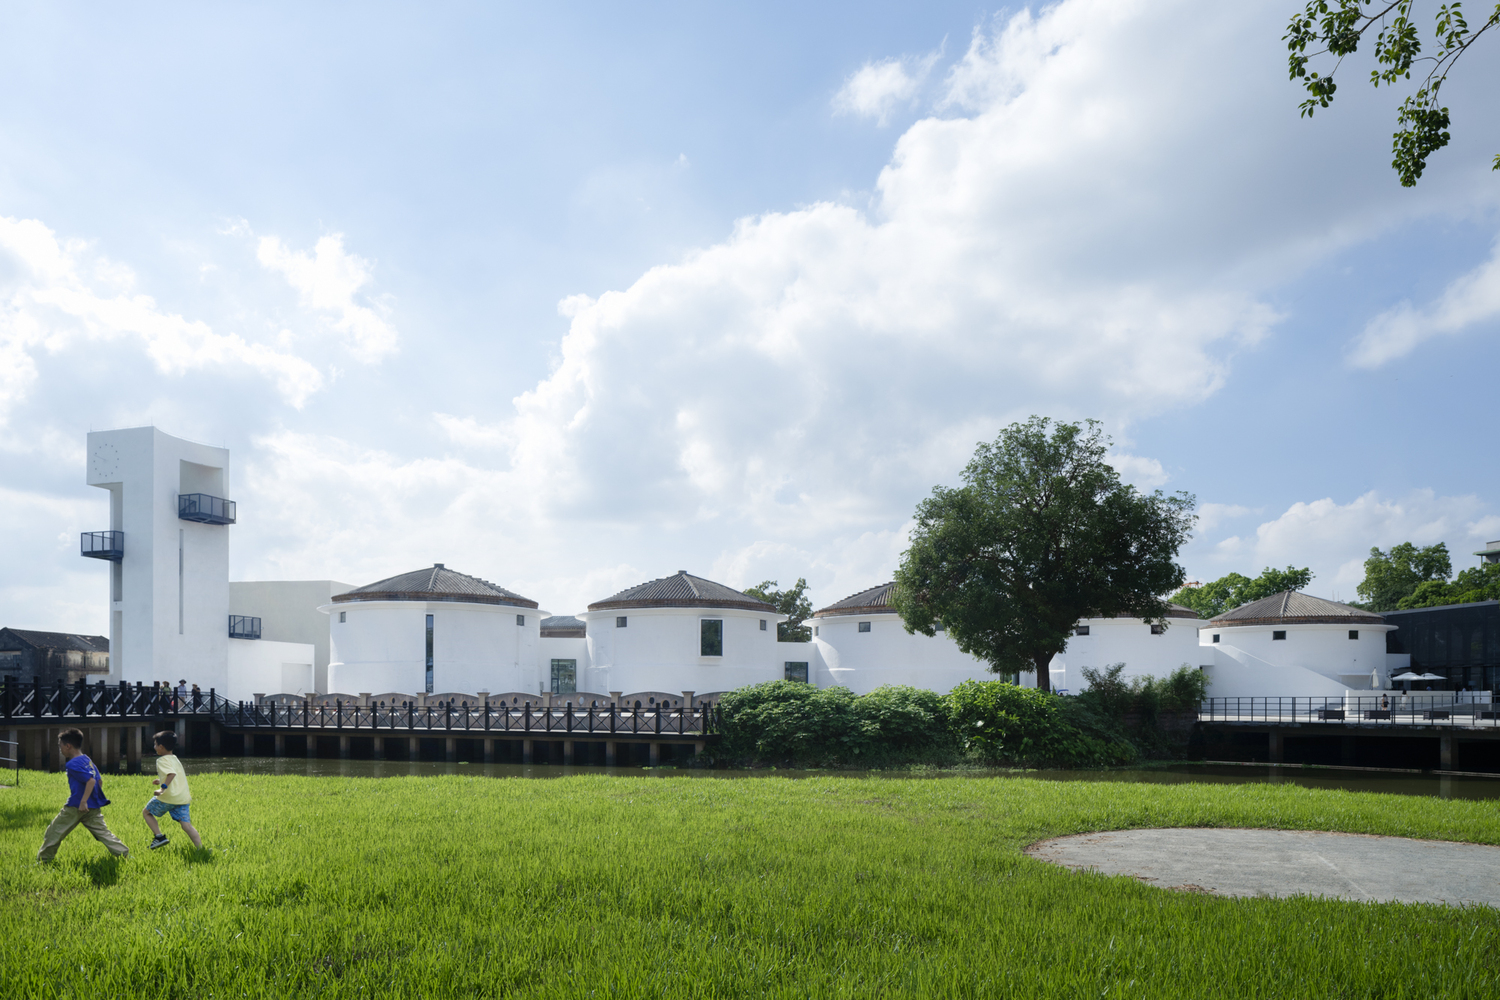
[1027,828,1500,906]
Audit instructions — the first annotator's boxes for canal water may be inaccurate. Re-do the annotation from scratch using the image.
[176,757,1500,800]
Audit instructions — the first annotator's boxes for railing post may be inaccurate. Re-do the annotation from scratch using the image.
[524,703,531,733]
[567,704,573,733]
[484,700,490,732]
[445,702,451,731]
[336,700,343,730]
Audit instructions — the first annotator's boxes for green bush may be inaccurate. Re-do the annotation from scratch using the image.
[855,685,957,760]
[716,681,870,765]
[946,679,1133,768]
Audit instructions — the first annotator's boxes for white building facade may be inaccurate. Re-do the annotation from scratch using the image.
[1049,603,1211,693]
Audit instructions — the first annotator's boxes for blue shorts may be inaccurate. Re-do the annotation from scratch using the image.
[145,798,191,822]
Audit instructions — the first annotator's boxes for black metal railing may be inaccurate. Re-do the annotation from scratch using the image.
[228,615,261,639]
[0,678,719,738]
[178,493,236,525]
[80,531,124,561]
[1200,695,1499,729]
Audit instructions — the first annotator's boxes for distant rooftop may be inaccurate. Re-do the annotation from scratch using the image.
[0,628,109,652]
[588,571,774,613]
[333,564,538,609]
[1209,591,1384,627]
[540,615,586,638]
[813,583,899,618]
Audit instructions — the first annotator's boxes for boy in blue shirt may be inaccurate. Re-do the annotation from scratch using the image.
[37,728,130,862]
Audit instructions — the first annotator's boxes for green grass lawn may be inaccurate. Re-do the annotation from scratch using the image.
[3,771,1499,999]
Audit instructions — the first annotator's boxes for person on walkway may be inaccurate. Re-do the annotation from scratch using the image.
[37,728,129,862]
[176,680,189,709]
[143,730,201,849]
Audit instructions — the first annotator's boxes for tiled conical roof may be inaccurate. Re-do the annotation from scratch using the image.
[813,583,898,618]
[588,571,773,612]
[540,615,586,637]
[333,564,538,609]
[1209,591,1383,626]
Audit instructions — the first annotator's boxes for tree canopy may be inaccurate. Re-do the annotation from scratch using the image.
[741,578,813,642]
[892,417,1196,693]
[1355,541,1500,608]
[1285,1,1500,186]
[1356,541,1453,610]
[1169,566,1315,618]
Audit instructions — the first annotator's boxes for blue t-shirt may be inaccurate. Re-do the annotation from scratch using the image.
[64,754,110,809]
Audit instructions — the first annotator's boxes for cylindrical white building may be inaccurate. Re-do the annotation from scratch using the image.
[324,564,545,696]
[1200,591,1395,697]
[579,572,785,696]
[809,583,996,695]
[1050,603,1209,693]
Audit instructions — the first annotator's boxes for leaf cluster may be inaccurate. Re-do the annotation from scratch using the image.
[1396,561,1500,608]
[1285,0,1500,185]
[741,578,814,642]
[1169,566,1314,618]
[1355,541,1453,610]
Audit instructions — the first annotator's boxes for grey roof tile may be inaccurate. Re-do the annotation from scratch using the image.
[588,571,773,612]
[1209,591,1384,626]
[0,628,109,652]
[540,615,586,637]
[334,564,538,609]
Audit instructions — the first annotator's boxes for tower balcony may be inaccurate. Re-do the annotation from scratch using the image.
[179,493,236,525]
[80,531,124,561]
[229,615,262,640]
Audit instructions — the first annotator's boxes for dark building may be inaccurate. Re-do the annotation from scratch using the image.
[1382,601,1500,691]
[0,628,110,685]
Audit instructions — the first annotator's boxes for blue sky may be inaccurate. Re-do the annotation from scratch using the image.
[3,0,1499,630]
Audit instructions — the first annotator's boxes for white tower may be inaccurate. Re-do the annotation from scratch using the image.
[83,427,233,691]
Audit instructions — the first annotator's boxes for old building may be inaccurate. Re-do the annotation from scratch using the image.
[0,628,110,685]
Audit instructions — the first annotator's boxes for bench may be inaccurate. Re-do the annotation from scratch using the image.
[1316,709,1346,721]
[1363,710,1392,720]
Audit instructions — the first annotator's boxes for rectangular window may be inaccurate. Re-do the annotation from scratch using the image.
[858,621,872,633]
[1074,625,1090,636]
[616,616,627,628]
[784,662,809,683]
[700,618,723,657]
[550,659,577,694]
[813,626,819,636]
[759,619,767,631]
[1212,633,1220,643]
[339,611,346,623]
[1348,630,1359,640]
[1150,624,1164,635]
[935,620,945,632]
[425,614,435,694]
[516,614,526,626]
[1272,630,1287,641]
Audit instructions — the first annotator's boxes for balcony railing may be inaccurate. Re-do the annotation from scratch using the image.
[229,615,262,640]
[179,493,236,525]
[80,531,124,561]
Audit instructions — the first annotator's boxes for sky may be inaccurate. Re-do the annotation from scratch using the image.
[3,0,1499,631]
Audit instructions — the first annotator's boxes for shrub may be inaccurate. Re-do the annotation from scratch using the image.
[716,681,871,765]
[946,680,1132,767]
[855,685,957,760]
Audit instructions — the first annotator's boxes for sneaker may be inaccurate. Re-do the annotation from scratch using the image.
[148,835,169,850]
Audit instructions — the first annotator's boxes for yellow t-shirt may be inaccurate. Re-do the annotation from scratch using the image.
[155,753,192,805]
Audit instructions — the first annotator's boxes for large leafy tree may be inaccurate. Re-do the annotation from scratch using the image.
[741,578,814,642]
[1285,1,1500,186]
[1395,561,1500,607]
[893,418,1196,693]
[1170,566,1314,618]
[1356,541,1452,609]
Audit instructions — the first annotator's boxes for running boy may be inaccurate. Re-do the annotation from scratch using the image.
[37,728,130,862]
[143,730,201,849]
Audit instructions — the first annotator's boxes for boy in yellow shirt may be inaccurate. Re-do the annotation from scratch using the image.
[142,730,201,849]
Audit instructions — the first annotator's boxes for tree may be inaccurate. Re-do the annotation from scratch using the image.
[1356,541,1452,610]
[1396,561,1500,607]
[1285,1,1500,186]
[1170,566,1314,618]
[892,417,1196,694]
[741,578,813,642]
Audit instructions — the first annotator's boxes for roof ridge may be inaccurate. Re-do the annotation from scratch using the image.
[1281,591,1290,616]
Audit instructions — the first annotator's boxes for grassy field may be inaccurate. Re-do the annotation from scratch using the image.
[3,771,1499,999]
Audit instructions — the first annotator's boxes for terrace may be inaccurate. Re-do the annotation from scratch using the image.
[178,492,236,524]
[79,530,123,561]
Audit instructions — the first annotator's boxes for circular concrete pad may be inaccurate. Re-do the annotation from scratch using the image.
[1027,829,1500,906]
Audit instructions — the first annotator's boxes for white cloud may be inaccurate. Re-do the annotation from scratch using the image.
[1348,233,1500,367]
[833,52,939,125]
[0,215,325,423]
[1195,503,1254,533]
[1184,491,1496,601]
[257,234,398,362]
[1108,452,1170,489]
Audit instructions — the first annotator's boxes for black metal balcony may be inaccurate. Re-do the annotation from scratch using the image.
[229,615,261,640]
[179,493,236,525]
[80,531,124,561]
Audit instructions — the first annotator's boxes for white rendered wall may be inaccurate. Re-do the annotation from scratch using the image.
[326,600,544,696]
[230,580,354,693]
[810,613,995,695]
[86,427,231,691]
[538,636,591,692]
[580,607,785,695]
[1050,617,1211,693]
[1198,623,1396,698]
[226,638,315,702]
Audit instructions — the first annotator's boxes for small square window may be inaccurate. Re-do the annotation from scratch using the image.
[1149,624,1163,635]
[616,616,627,628]
[339,611,346,623]
[759,619,767,631]
[1272,630,1287,640]
[1348,630,1359,640]
[858,621,871,633]
[784,661,809,683]
[813,626,819,636]
[1212,633,1220,643]
[516,614,525,626]
[1074,625,1090,636]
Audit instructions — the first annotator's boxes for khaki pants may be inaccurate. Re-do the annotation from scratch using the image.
[37,806,130,862]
